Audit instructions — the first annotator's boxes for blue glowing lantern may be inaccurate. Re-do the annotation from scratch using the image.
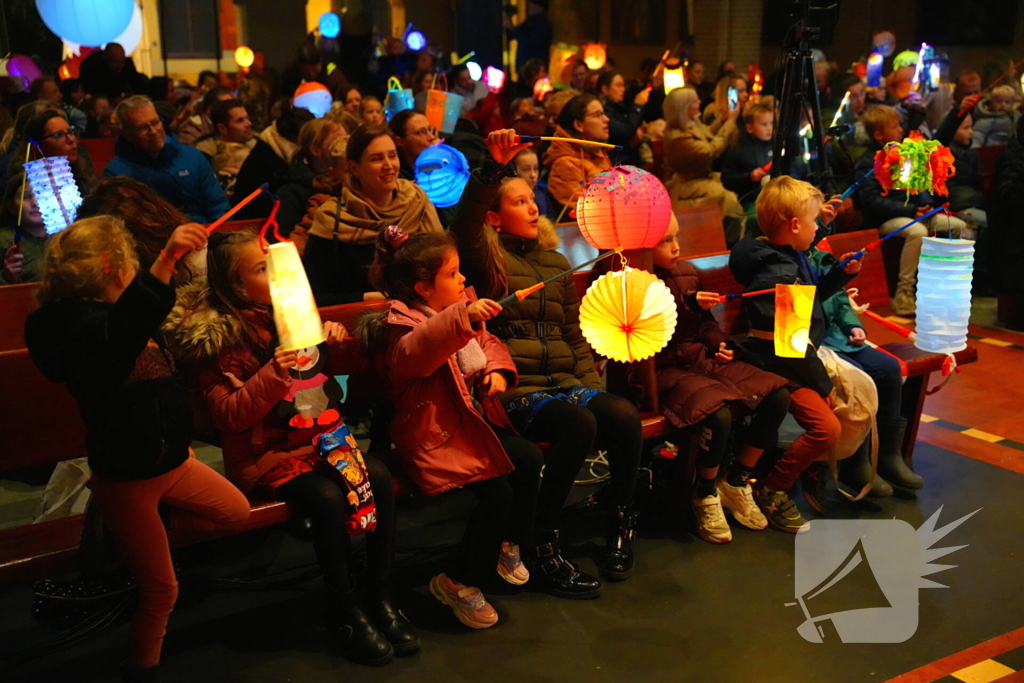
[319,12,341,39]
[415,144,470,208]
[35,0,135,47]
[405,24,426,52]
[24,156,83,235]
[293,82,333,118]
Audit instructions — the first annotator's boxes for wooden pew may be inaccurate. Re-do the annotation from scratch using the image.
[80,137,116,177]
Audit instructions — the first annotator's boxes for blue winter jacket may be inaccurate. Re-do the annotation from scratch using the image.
[104,136,230,223]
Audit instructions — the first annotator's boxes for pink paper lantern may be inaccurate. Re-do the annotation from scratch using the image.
[576,165,673,250]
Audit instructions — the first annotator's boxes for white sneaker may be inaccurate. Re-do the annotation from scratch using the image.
[717,480,769,530]
[692,494,732,544]
[497,542,530,585]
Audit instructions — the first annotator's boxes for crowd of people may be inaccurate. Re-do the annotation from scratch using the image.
[5,12,1022,681]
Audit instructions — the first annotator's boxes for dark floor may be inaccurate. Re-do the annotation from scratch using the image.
[2,438,1021,683]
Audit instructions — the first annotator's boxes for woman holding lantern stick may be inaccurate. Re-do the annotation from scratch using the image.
[165,231,417,666]
[451,128,645,590]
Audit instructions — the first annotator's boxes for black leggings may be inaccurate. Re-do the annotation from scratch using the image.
[524,392,643,527]
[276,455,395,594]
[450,429,543,586]
[695,387,791,470]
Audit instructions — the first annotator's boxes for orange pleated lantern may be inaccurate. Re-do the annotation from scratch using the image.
[548,42,578,88]
[774,284,816,358]
[580,267,677,363]
[576,165,673,250]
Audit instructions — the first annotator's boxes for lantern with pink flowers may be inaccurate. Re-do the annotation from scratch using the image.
[575,166,673,250]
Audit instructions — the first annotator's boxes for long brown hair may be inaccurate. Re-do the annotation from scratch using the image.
[475,179,521,300]
[205,231,270,370]
[77,177,196,286]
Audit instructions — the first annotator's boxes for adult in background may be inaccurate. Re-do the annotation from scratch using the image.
[279,43,326,101]
[104,96,229,223]
[232,102,314,219]
[542,94,612,215]
[303,125,442,306]
[8,109,98,199]
[79,43,144,101]
[177,86,233,146]
[30,77,88,131]
[597,71,649,165]
[197,100,256,199]
[388,109,441,180]
[275,118,348,240]
[504,1,552,73]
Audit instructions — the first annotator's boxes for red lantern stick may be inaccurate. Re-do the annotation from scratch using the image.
[714,287,776,303]
[496,248,623,307]
[171,184,273,258]
[865,339,908,377]
[761,161,772,173]
[837,202,949,268]
[860,307,918,340]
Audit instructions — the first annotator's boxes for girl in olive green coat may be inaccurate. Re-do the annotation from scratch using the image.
[450,129,644,596]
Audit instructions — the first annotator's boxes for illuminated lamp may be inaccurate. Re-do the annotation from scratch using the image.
[235,46,255,69]
[582,43,607,71]
[405,24,427,52]
[414,144,470,208]
[774,284,816,358]
[867,52,884,88]
[576,166,673,250]
[466,61,482,81]
[293,82,333,118]
[915,238,974,354]
[485,66,506,92]
[267,241,326,352]
[35,0,134,47]
[24,156,83,235]
[580,267,677,363]
[319,12,341,39]
[662,57,685,95]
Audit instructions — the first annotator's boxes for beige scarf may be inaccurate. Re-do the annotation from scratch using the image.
[307,178,443,244]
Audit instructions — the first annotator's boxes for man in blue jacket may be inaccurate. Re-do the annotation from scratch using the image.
[105,96,230,223]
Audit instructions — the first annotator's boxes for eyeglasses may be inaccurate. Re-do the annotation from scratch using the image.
[407,125,437,138]
[41,127,79,142]
[133,119,163,134]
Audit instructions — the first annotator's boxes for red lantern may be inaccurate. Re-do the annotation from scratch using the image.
[576,165,673,250]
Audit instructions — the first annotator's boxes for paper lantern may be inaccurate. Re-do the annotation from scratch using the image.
[774,284,815,358]
[3,55,43,91]
[293,82,333,118]
[582,43,607,71]
[384,77,414,121]
[580,267,677,363]
[872,31,896,57]
[24,157,83,235]
[548,43,579,88]
[405,25,427,52]
[235,46,254,69]
[466,61,482,82]
[36,0,135,47]
[319,12,341,39]
[62,2,143,56]
[415,144,470,208]
[415,85,464,134]
[485,66,506,92]
[267,241,325,351]
[576,165,673,250]
[663,58,685,95]
[533,76,553,100]
[915,237,973,354]
[873,131,955,197]
[867,52,884,88]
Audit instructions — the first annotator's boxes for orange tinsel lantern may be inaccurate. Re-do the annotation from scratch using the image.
[576,166,673,250]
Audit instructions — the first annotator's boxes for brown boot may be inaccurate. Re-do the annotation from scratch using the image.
[891,283,917,317]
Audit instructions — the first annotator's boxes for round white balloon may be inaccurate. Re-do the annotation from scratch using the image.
[63,2,143,57]
[36,0,135,47]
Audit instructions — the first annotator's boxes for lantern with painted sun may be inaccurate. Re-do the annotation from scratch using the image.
[774,284,816,358]
[576,166,673,250]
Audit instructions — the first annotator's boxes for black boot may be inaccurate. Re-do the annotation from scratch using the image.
[839,437,893,498]
[367,587,420,656]
[602,505,637,582]
[121,664,160,683]
[877,420,924,490]
[530,529,602,599]
[327,588,394,666]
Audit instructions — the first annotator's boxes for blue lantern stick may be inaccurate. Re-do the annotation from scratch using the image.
[839,168,874,202]
[836,202,949,268]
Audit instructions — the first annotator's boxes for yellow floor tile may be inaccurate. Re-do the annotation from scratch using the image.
[978,337,1014,347]
[920,414,939,423]
[951,659,1016,683]
[960,428,1006,443]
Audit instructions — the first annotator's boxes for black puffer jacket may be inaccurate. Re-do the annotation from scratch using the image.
[25,272,191,480]
[729,237,855,397]
[450,171,601,402]
[647,259,790,429]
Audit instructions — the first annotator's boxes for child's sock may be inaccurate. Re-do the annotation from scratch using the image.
[695,476,717,499]
[727,462,755,488]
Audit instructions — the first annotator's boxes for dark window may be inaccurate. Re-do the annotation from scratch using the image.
[160,0,219,59]
[611,1,666,45]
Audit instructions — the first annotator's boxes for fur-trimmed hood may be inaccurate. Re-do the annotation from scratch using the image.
[162,278,254,367]
[354,307,390,358]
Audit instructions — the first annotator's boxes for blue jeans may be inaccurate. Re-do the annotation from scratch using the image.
[834,346,903,425]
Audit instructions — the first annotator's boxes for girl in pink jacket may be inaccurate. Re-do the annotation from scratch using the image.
[359,226,543,630]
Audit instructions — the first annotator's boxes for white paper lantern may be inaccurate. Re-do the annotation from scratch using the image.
[62,2,143,57]
[914,237,974,354]
[36,0,135,47]
[25,156,83,235]
[267,241,325,351]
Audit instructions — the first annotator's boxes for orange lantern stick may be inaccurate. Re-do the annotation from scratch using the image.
[515,135,623,151]
[496,248,623,307]
[859,306,918,340]
[715,287,775,303]
[170,183,271,258]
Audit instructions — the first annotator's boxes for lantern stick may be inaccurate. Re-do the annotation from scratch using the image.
[761,161,772,173]
[839,168,875,201]
[714,287,776,303]
[978,56,1024,97]
[864,339,908,377]
[13,141,33,254]
[205,183,270,233]
[515,135,623,151]
[828,91,852,129]
[496,247,623,307]
[836,202,949,268]
[455,51,475,65]
[860,306,917,340]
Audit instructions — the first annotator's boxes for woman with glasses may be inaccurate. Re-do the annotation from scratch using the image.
[9,109,98,199]
[542,94,611,219]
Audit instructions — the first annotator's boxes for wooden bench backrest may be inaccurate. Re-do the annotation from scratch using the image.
[81,137,116,176]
